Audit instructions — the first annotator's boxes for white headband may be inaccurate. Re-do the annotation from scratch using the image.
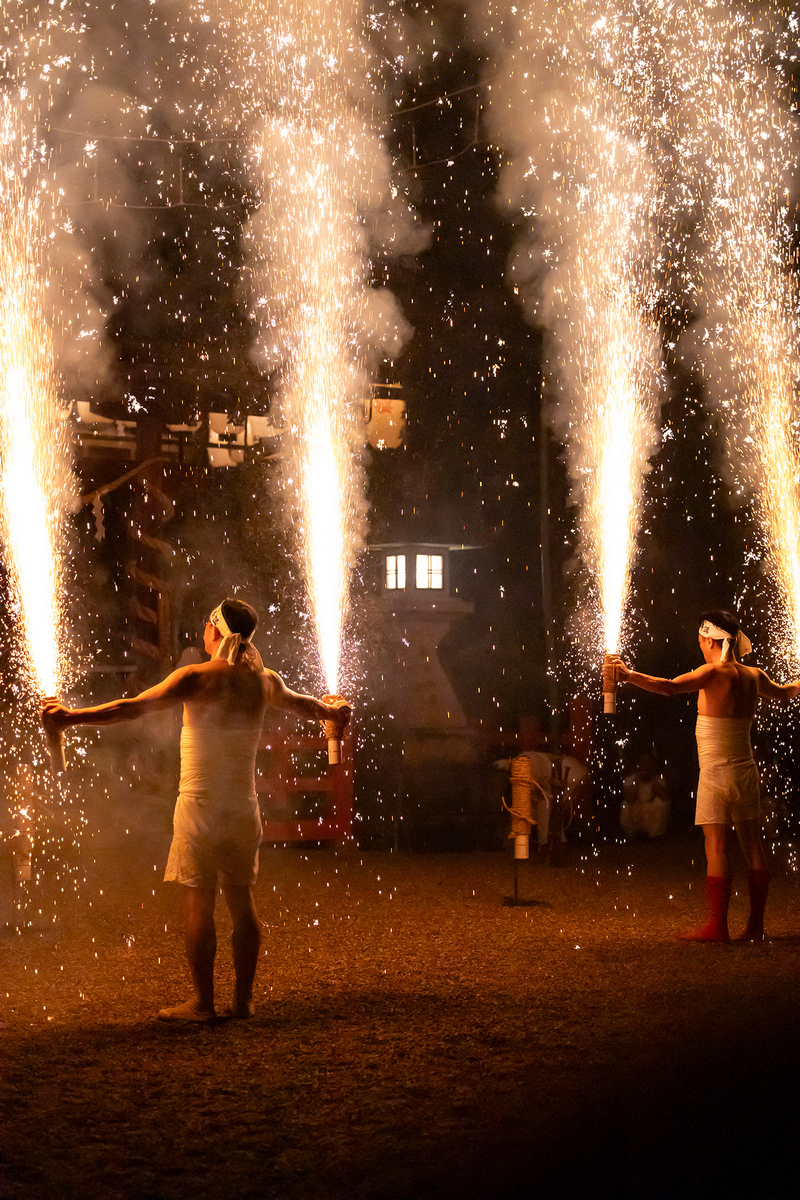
[699,620,752,661]
[208,602,264,671]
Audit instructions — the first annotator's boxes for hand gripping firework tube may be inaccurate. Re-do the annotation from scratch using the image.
[602,655,617,715]
[320,695,350,765]
[41,698,66,775]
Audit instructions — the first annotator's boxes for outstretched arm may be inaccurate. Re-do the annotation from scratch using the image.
[265,671,351,726]
[41,666,198,730]
[609,656,715,697]
[756,670,800,703]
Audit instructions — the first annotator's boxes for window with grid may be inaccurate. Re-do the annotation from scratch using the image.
[415,554,443,589]
[385,554,406,590]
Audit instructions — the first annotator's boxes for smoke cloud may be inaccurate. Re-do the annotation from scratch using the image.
[467,1,665,655]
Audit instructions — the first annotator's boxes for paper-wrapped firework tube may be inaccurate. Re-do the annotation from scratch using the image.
[507,755,533,860]
[602,654,617,715]
[320,695,349,765]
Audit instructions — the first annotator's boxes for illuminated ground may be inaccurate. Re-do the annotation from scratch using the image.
[1,836,799,1199]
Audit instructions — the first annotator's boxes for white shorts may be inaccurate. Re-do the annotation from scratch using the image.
[695,761,761,826]
[164,793,262,889]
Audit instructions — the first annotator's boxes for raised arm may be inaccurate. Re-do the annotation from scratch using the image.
[265,671,351,726]
[42,666,199,730]
[755,670,800,703]
[610,656,715,697]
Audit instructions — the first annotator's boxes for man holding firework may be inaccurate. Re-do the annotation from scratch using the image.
[42,598,350,1022]
[606,609,800,942]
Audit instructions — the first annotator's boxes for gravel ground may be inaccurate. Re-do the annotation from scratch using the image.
[1,834,799,1200]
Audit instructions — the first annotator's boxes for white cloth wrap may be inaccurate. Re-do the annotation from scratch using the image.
[208,601,265,671]
[178,726,259,802]
[698,621,753,661]
[164,726,263,888]
[694,715,760,825]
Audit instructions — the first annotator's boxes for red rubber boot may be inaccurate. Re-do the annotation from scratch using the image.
[680,876,731,942]
[734,870,770,942]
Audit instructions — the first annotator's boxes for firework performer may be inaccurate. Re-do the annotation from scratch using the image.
[606,609,800,943]
[42,598,350,1022]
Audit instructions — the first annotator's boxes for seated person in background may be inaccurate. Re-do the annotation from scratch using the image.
[621,751,670,839]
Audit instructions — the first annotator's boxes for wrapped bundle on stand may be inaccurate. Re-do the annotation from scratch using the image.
[502,754,539,906]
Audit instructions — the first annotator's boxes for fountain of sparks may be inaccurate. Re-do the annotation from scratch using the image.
[583,278,661,668]
[0,22,77,926]
[490,0,663,691]
[667,4,800,672]
[204,0,378,696]
[260,117,365,696]
[0,92,73,714]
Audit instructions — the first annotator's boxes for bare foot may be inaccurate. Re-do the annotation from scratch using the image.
[733,927,765,943]
[157,999,216,1023]
[223,999,256,1020]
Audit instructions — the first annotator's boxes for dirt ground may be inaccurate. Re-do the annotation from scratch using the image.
[1,833,799,1200]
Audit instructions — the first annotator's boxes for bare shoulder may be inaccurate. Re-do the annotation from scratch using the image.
[176,659,225,685]
[260,668,285,699]
[707,661,754,683]
[169,658,244,694]
[729,662,760,690]
[158,660,215,693]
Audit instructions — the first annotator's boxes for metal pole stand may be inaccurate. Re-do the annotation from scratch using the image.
[547,756,569,866]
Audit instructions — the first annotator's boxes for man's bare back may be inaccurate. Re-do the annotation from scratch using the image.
[160,656,341,732]
[692,661,759,718]
[40,598,350,1023]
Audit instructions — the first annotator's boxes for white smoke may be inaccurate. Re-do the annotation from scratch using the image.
[664,3,800,663]
[666,4,799,472]
[468,0,665,655]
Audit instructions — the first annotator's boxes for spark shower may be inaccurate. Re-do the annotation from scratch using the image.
[1,0,800,722]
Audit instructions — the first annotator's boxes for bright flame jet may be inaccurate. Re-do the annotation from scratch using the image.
[260,113,365,695]
[190,0,383,694]
[0,95,73,704]
[491,0,663,681]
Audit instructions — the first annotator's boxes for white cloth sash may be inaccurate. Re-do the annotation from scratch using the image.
[179,726,260,806]
[695,715,754,768]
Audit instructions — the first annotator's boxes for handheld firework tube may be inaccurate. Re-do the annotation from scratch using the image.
[602,654,617,714]
[509,754,533,860]
[41,697,66,776]
[320,695,349,765]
